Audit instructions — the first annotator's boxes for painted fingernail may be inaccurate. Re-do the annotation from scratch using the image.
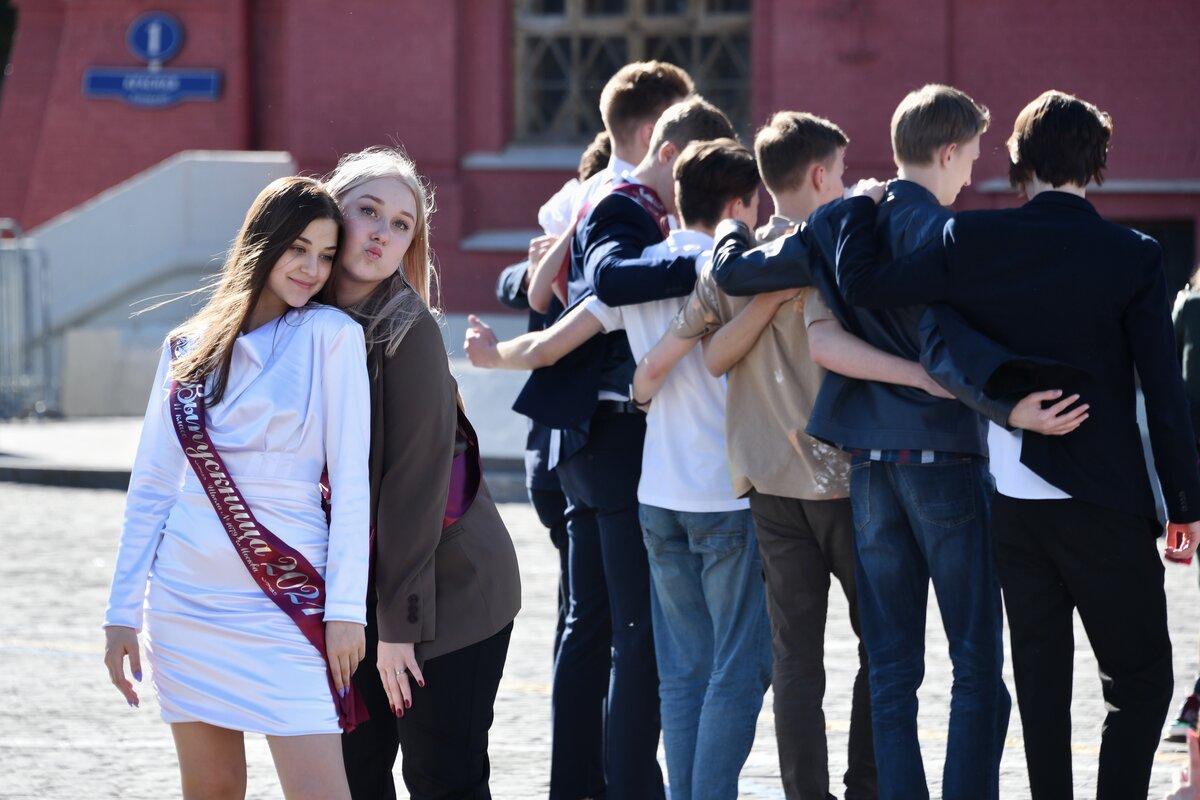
[133,670,142,682]
[128,701,137,708]
[418,679,425,688]
[405,698,411,709]
[338,687,346,698]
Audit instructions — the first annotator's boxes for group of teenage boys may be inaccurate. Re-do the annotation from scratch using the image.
[466,60,1200,800]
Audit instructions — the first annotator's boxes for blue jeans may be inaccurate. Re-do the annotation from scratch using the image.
[639,504,772,800]
[849,457,1010,800]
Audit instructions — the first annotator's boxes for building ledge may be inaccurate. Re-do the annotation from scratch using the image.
[462,145,583,172]
[976,178,1200,195]
[460,228,543,253]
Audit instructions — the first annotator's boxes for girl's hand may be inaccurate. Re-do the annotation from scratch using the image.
[377,641,424,717]
[103,626,142,707]
[325,620,366,697]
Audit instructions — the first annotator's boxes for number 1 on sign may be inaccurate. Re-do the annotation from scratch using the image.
[147,22,161,59]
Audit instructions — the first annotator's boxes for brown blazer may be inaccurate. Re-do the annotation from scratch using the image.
[367,307,521,662]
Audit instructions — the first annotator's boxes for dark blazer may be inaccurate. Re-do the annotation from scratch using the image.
[1173,291,1200,443]
[368,307,522,662]
[495,260,562,492]
[836,191,1200,523]
[710,180,1004,454]
[570,190,696,308]
[513,190,692,435]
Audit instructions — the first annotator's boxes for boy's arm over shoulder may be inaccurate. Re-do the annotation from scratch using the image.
[710,217,816,296]
[672,267,731,341]
[835,197,953,308]
[582,193,697,307]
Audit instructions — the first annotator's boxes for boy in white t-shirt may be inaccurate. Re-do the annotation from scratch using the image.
[464,138,772,798]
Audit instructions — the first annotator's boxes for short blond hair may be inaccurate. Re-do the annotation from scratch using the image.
[891,84,990,166]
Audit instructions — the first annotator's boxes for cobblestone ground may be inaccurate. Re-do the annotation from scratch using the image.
[2,482,1199,799]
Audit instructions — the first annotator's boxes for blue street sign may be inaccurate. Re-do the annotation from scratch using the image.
[83,67,221,108]
[126,12,184,64]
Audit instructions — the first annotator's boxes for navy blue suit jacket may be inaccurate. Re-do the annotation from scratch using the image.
[512,190,696,434]
[836,191,1200,523]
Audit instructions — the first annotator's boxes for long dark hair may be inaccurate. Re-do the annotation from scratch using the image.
[169,176,343,404]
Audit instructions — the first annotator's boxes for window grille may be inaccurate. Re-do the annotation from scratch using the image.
[514,0,752,142]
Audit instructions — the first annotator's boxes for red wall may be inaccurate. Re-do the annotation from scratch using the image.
[1,0,1197,310]
[0,0,249,228]
[752,0,1200,225]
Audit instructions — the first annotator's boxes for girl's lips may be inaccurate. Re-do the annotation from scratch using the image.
[290,278,314,290]
[366,246,383,259]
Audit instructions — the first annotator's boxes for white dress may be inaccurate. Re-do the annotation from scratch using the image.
[103,305,372,735]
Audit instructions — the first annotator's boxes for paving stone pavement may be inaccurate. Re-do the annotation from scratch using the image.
[2,481,1199,799]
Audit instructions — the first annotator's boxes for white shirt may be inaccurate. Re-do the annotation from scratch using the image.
[538,178,581,237]
[585,230,748,513]
[572,155,637,222]
[987,422,1071,500]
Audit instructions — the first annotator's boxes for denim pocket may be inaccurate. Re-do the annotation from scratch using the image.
[899,459,976,528]
[687,510,752,557]
[850,460,871,532]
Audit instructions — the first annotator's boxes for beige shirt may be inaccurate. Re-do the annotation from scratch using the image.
[672,226,850,501]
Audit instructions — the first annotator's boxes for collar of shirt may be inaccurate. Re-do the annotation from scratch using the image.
[661,228,714,253]
[608,154,637,183]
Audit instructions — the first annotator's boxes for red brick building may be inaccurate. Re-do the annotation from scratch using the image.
[2,0,1198,310]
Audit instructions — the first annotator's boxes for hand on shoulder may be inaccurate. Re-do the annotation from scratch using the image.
[848,178,887,204]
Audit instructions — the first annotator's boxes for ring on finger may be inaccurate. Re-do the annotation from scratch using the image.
[395,667,407,676]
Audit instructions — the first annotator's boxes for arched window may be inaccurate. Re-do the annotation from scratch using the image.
[514,0,752,143]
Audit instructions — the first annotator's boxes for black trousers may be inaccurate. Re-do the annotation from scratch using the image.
[342,616,514,800]
[993,494,1172,800]
[530,486,570,661]
[551,409,663,800]
[749,491,877,800]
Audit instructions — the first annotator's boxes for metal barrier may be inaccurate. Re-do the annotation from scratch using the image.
[0,219,52,417]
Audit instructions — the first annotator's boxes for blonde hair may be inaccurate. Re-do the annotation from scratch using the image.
[323,146,439,355]
[891,84,990,166]
[169,176,342,404]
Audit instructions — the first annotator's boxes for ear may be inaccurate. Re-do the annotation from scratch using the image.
[637,121,655,152]
[721,195,743,220]
[809,162,826,193]
[939,141,959,167]
[657,140,678,165]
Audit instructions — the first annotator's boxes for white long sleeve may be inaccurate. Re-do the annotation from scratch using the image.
[317,317,371,624]
[103,343,185,631]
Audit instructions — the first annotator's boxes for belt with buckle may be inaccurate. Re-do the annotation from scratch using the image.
[596,399,644,415]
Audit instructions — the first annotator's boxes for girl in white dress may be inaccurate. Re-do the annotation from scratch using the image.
[102,176,372,800]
